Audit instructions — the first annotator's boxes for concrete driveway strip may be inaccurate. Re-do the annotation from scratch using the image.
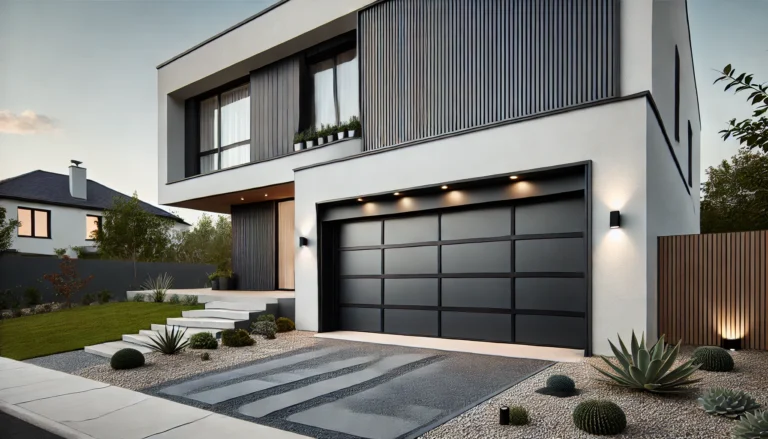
[0,357,311,439]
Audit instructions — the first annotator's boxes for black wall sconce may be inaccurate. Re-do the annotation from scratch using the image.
[299,237,308,247]
[610,211,621,229]
[499,406,510,425]
[721,338,742,351]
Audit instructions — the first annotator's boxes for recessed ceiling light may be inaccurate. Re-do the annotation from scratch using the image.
[441,185,448,190]
[509,176,519,180]
[264,194,268,197]
[240,197,245,201]
[394,192,400,196]
[357,198,363,202]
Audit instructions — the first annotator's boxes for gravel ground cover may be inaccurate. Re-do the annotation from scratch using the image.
[75,330,319,390]
[420,347,768,439]
[24,350,108,373]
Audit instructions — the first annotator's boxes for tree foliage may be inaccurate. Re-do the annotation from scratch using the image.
[714,64,768,152]
[0,206,21,253]
[42,256,93,308]
[701,149,768,233]
[169,214,231,270]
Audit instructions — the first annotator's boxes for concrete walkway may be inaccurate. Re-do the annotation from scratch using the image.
[0,357,309,439]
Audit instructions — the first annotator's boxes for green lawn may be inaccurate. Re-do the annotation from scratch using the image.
[0,302,204,360]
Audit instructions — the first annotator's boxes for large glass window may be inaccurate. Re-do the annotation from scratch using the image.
[199,83,250,173]
[311,48,359,130]
[86,215,101,240]
[17,207,50,238]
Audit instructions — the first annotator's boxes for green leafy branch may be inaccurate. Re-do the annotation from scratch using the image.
[714,64,768,151]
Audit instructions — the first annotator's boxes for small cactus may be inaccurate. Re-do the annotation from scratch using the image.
[692,346,734,372]
[573,399,626,435]
[508,406,529,426]
[546,374,575,393]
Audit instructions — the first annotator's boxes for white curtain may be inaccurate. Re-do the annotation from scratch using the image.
[336,49,359,124]
[221,84,250,147]
[200,153,218,174]
[199,96,219,173]
[311,59,336,129]
[221,144,250,169]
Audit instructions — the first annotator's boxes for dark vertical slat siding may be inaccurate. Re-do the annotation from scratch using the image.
[250,56,301,162]
[232,202,276,290]
[658,231,768,350]
[359,0,618,151]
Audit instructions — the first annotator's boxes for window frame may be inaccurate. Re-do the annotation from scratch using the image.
[85,214,102,241]
[687,121,693,187]
[674,45,680,142]
[196,79,251,174]
[17,207,52,239]
[307,41,358,129]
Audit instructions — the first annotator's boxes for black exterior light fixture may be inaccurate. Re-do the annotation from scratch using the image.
[721,338,742,351]
[299,237,309,247]
[609,211,621,229]
[499,406,510,425]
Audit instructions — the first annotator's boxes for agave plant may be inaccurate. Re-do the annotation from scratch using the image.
[593,331,701,393]
[142,272,174,303]
[142,326,189,354]
[698,388,761,418]
[733,410,768,439]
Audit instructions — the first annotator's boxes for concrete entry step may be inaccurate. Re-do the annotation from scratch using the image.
[182,309,257,320]
[205,300,273,311]
[149,325,222,337]
[84,341,153,358]
[166,317,250,330]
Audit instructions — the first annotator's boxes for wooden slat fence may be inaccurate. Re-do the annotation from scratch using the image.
[658,231,768,350]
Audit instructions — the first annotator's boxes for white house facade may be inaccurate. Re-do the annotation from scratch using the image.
[157,0,700,356]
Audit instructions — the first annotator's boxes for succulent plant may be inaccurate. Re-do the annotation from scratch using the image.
[698,388,760,418]
[508,406,529,425]
[692,346,734,372]
[546,374,575,393]
[733,410,768,439]
[593,331,701,393]
[573,399,626,435]
[142,326,189,354]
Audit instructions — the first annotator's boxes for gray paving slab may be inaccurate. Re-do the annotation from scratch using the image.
[0,367,65,391]
[18,386,149,423]
[147,413,309,439]
[160,346,344,397]
[0,376,108,404]
[238,353,430,418]
[288,404,442,439]
[188,356,374,404]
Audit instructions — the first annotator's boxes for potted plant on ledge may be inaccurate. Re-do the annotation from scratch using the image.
[208,272,220,290]
[217,269,234,290]
[327,124,339,143]
[347,116,361,138]
[293,131,305,151]
[304,127,317,148]
[316,125,328,145]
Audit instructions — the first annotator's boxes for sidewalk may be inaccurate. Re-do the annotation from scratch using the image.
[0,356,310,439]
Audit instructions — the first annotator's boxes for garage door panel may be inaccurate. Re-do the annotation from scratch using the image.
[340,308,381,332]
[515,278,585,313]
[441,207,511,240]
[515,238,584,272]
[384,215,438,245]
[515,315,585,348]
[442,241,511,273]
[515,197,585,235]
[340,250,381,275]
[385,246,438,274]
[442,278,511,309]
[384,279,438,306]
[384,310,438,336]
[340,279,381,305]
[441,312,512,342]
[340,221,381,247]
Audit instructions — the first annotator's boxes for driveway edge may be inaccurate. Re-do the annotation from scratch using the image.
[0,400,94,439]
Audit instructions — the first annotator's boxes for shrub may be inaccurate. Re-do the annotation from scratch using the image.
[692,346,734,372]
[0,289,20,310]
[53,248,67,257]
[182,295,198,306]
[276,317,295,333]
[111,348,145,370]
[508,406,529,426]
[698,388,760,418]
[257,314,275,323]
[222,329,254,347]
[81,293,94,306]
[169,294,181,304]
[251,321,277,340]
[98,290,112,304]
[34,303,52,314]
[43,256,93,308]
[142,272,173,303]
[11,308,22,318]
[201,352,211,361]
[733,410,768,439]
[547,374,575,393]
[573,400,626,435]
[23,287,41,307]
[189,332,218,349]
[132,293,146,302]
[594,331,701,393]
[142,326,189,354]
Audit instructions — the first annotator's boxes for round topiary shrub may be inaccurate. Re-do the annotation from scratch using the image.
[111,348,145,370]
[508,406,529,426]
[276,317,295,333]
[692,346,734,372]
[547,374,576,393]
[251,321,277,340]
[573,399,626,435]
[221,329,254,347]
[189,332,218,349]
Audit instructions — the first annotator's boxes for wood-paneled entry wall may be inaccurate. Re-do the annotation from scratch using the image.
[278,200,295,290]
[658,232,768,350]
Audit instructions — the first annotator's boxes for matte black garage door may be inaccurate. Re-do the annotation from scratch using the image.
[334,195,587,349]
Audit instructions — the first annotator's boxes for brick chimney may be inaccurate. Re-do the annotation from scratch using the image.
[69,160,86,199]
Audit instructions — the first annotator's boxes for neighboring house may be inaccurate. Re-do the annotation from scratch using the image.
[0,162,189,257]
[156,0,700,356]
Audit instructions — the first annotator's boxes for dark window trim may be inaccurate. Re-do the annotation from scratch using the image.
[338,232,584,251]
[85,214,102,241]
[196,79,252,173]
[308,43,357,129]
[687,121,693,187]
[17,207,52,239]
[674,45,680,142]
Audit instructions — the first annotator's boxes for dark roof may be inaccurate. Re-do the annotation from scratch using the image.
[0,170,188,225]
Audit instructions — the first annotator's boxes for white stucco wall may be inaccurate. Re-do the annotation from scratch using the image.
[294,98,651,355]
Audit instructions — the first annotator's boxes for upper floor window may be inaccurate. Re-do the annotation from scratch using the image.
[311,48,359,129]
[86,214,102,240]
[17,207,50,238]
[200,83,251,174]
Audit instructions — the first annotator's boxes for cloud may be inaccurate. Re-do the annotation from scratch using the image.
[0,110,56,134]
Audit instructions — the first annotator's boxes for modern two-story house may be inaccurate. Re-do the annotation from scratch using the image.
[157,0,700,356]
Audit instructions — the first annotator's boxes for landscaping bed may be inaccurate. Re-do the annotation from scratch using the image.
[75,330,318,390]
[0,302,203,360]
[420,347,768,439]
